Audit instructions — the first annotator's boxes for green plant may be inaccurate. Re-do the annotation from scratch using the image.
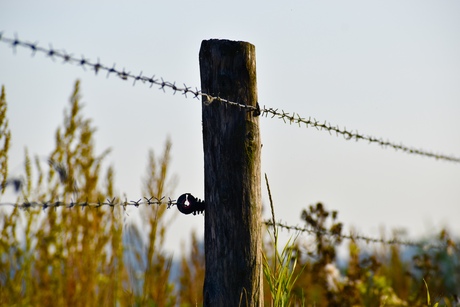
[424,279,439,307]
[263,174,305,307]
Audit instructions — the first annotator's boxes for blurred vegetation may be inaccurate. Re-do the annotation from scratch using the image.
[262,202,459,307]
[0,85,11,195]
[0,82,459,306]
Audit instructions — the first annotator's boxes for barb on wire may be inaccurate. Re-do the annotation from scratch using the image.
[264,220,458,252]
[260,107,460,163]
[1,32,459,163]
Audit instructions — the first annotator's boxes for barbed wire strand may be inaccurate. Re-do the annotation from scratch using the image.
[260,108,460,163]
[265,220,458,252]
[3,196,453,251]
[0,197,453,251]
[0,196,178,211]
[1,33,459,164]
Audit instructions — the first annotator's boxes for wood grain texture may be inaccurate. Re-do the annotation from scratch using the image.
[200,39,262,307]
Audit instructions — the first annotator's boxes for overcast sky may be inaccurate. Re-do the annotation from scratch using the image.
[1,0,459,255]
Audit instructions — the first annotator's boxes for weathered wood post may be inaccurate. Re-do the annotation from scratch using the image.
[199,39,263,306]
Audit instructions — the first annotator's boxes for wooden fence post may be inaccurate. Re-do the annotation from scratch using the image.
[199,39,263,306]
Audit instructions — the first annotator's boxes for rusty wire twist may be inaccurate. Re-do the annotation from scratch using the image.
[1,33,459,163]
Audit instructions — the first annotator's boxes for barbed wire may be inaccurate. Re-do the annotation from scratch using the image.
[0,195,455,250]
[0,190,205,214]
[260,108,460,163]
[264,220,458,252]
[0,33,199,100]
[0,196,179,211]
[1,32,459,163]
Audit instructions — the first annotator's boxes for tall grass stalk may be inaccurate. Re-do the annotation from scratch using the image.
[263,174,304,307]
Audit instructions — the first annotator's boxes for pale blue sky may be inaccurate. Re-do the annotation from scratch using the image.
[1,1,459,254]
